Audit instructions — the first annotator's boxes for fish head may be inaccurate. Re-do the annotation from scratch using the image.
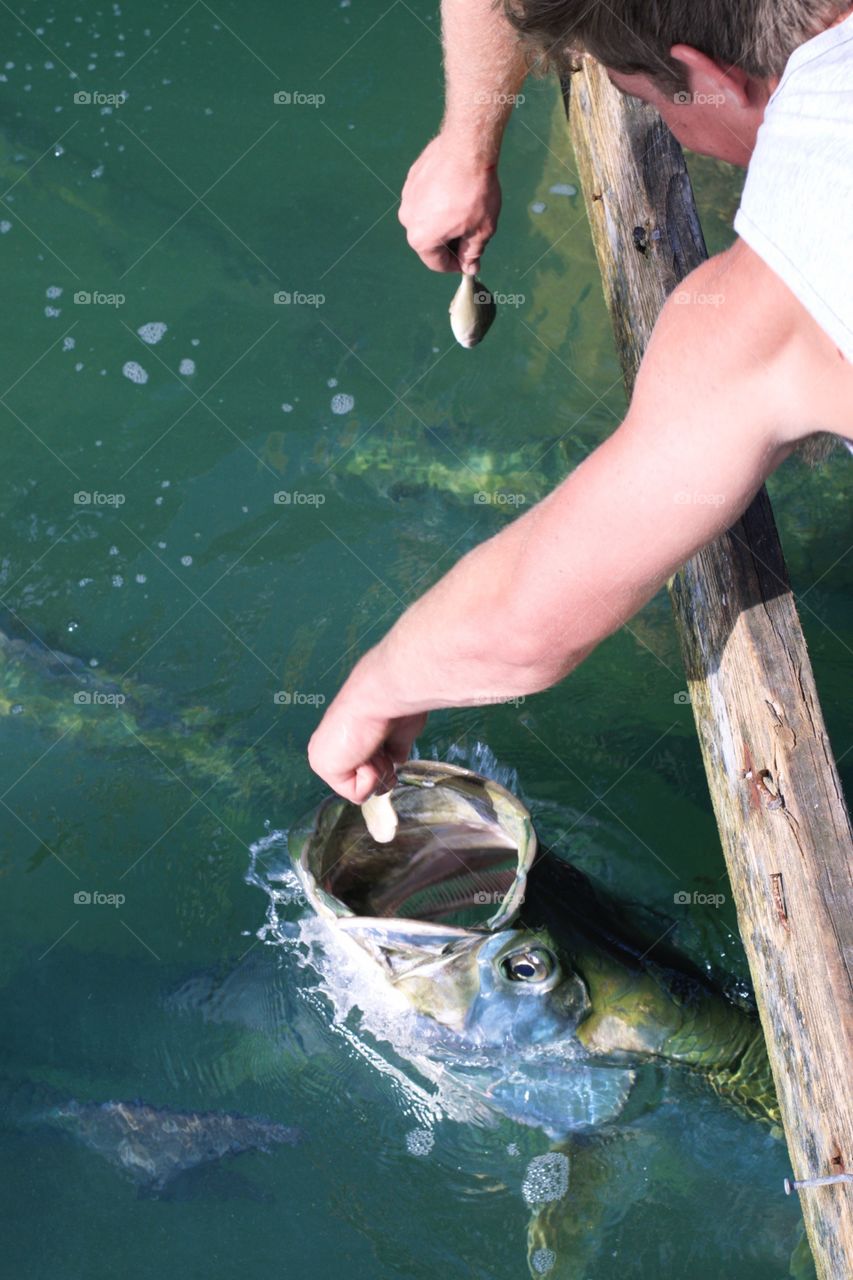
[387,926,591,1046]
[290,761,589,1045]
[290,761,651,1133]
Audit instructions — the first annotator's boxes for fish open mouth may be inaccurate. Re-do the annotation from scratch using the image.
[291,761,537,937]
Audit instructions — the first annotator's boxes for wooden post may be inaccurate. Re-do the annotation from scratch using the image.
[565,57,853,1278]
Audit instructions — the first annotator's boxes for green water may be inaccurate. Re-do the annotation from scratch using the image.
[1,1,850,1276]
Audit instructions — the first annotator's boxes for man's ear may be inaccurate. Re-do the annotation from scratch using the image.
[669,43,751,108]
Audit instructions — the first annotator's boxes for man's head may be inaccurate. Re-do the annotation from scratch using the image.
[504,0,851,164]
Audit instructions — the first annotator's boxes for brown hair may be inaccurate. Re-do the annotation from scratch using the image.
[502,0,849,89]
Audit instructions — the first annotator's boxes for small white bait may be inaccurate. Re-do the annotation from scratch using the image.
[362,789,398,843]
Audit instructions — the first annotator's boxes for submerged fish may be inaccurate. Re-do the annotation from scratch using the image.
[47,1098,302,1193]
[449,274,497,348]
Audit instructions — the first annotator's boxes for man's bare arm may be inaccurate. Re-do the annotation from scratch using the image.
[399,0,528,273]
[308,241,852,799]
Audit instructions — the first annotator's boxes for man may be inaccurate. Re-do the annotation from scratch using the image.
[308,0,853,801]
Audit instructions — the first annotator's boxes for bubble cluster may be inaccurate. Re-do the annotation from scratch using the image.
[46,285,63,299]
[521,1152,569,1206]
[122,360,148,384]
[178,358,195,376]
[531,1247,556,1275]
[330,392,354,415]
[405,1128,434,1156]
[137,321,167,344]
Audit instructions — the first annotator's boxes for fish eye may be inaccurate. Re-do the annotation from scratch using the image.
[501,947,555,984]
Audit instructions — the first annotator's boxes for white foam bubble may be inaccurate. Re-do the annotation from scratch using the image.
[46,284,63,298]
[530,201,546,214]
[0,221,10,234]
[330,392,354,415]
[405,1128,434,1156]
[111,574,124,587]
[548,183,577,198]
[122,360,148,384]
[63,336,76,351]
[521,1152,569,1206]
[327,377,338,388]
[91,163,104,179]
[531,1247,556,1275]
[281,403,293,413]
[180,555,192,567]
[137,321,167,344]
[135,573,147,584]
[44,306,61,317]
[178,358,195,376]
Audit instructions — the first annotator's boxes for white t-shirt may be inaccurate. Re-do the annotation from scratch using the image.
[735,12,853,369]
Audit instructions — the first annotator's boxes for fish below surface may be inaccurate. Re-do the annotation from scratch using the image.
[45,1098,303,1193]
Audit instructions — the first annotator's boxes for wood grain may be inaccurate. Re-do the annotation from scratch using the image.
[565,56,853,1278]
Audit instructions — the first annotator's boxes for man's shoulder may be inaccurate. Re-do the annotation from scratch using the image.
[644,241,853,449]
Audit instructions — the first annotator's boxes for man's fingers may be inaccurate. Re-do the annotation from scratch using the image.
[410,238,460,273]
[352,757,389,804]
[458,230,492,276]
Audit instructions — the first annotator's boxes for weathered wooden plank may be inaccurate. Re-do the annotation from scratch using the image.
[565,56,853,1278]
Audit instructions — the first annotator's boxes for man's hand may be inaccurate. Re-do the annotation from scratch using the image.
[308,694,427,803]
[399,134,502,274]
